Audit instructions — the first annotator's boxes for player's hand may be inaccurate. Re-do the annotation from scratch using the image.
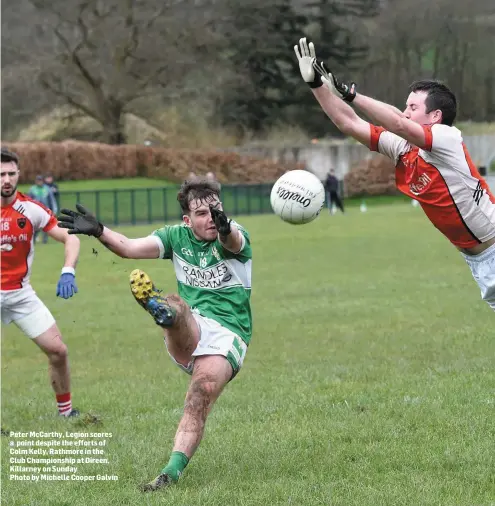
[58,204,104,238]
[209,205,232,236]
[56,273,78,299]
[294,37,323,89]
[313,60,357,102]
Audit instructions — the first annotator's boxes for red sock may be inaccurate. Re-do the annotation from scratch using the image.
[56,392,72,416]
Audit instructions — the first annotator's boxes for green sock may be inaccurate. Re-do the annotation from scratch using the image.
[161,451,189,482]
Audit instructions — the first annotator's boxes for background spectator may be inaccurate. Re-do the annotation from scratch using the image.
[28,175,57,243]
[323,169,344,214]
[44,173,60,213]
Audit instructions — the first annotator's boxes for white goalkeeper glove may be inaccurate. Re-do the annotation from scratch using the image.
[294,37,324,88]
[294,38,357,102]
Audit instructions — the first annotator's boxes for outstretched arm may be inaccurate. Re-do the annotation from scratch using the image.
[97,228,160,259]
[58,204,160,259]
[352,94,427,149]
[311,84,372,148]
[294,38,371,148]
[352,96,403,124]
[295,38,428,150]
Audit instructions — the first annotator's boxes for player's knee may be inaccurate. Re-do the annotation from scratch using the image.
[185,377,217,415]
[47,342,68,366]
[166,293,188,317]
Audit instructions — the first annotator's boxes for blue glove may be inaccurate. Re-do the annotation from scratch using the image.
[56,273,78,299]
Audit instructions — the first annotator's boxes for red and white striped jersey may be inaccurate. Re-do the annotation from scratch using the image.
[1,193,57,290]
[370,123,495,248]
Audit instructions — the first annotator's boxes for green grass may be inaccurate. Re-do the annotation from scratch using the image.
[2,206,494,506]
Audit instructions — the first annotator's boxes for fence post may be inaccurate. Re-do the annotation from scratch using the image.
[234,186,239,215]
[76,191,81,204]
[95,191,100,219]
[130,190,136,225]
[246,185,251,215]
[113,190,119,226]
[147,188,152,224]
[259,183,263,214]
[162,188,168,223]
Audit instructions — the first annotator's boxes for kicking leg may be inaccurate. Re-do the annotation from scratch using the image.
[142,355,233,492]
[129,269,200,367]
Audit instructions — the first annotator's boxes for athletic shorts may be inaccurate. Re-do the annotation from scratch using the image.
[1,286,56,338]
[166,311,248,378]
[462,242,495,311]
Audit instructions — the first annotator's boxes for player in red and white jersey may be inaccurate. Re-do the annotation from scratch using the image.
[295,38,495,310]
[1,148,81,416]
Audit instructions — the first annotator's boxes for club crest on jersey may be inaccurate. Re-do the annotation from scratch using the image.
[17,218,27,229]
[212,246,221,261]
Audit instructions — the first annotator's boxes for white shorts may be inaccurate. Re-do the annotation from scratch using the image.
[1,286,56,339]
[166,312,248,377]
[462,242,495,311]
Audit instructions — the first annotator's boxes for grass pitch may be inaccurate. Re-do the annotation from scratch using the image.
[1,205,494,506]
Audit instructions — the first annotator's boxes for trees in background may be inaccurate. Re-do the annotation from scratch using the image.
[1,0,494,144]
[218,0,378,136]
[356,0,495,120]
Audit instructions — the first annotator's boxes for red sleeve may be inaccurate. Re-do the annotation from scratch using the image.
[43,213,58,232]
[422,125,433,151]
[26,197,57,232]
[369,124,386,152]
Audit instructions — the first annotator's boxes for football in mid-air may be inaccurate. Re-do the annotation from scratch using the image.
[270,170,325,224]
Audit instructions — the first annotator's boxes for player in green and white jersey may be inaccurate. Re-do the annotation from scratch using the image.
[58,179,252,492]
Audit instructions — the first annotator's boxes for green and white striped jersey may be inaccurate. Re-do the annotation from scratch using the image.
[151,223,252,344]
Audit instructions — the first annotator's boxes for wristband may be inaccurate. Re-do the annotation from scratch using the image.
[61,267,76,276]
[95,223,104,238]
[308,75,324,89]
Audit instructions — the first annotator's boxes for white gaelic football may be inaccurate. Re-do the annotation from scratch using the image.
[270,170,325,224]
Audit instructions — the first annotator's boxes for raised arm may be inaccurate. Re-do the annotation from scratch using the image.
[209,204,244,254]
[352,94,428,149]
[351,95,403,124]
[294,38,371,148]
[294,37,428,150]
[58,204,160,259]
[311,84,372,148]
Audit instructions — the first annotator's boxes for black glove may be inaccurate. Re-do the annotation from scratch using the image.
[58,204,104,238]
[332,74,357,103]
[209,205,232,236]
[312,60,357,102]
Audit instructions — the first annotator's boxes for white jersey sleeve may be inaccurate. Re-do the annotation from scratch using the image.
[369,124,410,163]
[425,123,462,158]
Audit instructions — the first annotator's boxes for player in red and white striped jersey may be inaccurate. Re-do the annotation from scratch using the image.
[1,148,81,416]
[295,38,495,310]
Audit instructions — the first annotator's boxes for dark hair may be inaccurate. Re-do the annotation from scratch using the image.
[177,179,221,214]
[408,80,457,126]
[1,147,19,167]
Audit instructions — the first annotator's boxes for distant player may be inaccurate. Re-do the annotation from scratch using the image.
[58,179,252,491]
[294,38,495,310]
[1,148,81,416]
